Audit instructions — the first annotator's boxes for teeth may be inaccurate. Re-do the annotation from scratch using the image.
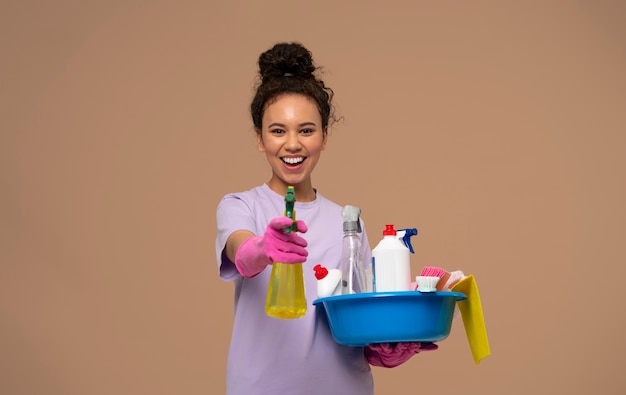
[283,157,304,164]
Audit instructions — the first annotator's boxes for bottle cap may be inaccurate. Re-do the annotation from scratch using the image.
[383,224,397,236]
[313,264,329,280]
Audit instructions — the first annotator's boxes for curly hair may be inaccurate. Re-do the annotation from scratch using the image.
[250,42,336,132]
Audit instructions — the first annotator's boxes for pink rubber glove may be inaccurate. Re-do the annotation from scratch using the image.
[365,342,438,368]
[234,216,308,278]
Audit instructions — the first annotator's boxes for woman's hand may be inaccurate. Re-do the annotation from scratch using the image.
[365,342,438,368]
[234,216,308,278]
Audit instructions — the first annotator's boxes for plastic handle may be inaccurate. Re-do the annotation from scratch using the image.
[399,228,418,253]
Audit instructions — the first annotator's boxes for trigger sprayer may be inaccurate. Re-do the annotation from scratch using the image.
[396,228,418,253]
[283,186,298,233]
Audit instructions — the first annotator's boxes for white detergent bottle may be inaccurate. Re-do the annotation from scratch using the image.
[372,224,411,292]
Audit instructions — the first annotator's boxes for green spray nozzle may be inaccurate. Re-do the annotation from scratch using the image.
[397,228,418,253]
[284,186,297,233]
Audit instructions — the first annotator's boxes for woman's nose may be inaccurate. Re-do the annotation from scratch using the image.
[285,132,302,150]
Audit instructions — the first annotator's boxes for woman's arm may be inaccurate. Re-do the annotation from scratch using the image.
[224,229,255,263]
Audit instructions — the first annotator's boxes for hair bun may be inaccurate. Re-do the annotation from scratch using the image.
[258,42,316,81]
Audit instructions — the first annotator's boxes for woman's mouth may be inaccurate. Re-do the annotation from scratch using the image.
[282,156,305,167]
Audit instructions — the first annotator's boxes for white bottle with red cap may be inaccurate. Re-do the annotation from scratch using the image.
[313,264,342,298]
[371,224,411,292]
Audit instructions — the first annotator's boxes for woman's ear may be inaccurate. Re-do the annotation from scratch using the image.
[256,130,265,152]
[321,127,328,150]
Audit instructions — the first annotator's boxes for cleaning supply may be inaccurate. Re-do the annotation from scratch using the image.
[313,264,342,298]
[420,266,452,291]
[265,186,307,319]
[414,276,440,292]
[372,224,411,292]
[451,274,491,365]
[340,205,372,294]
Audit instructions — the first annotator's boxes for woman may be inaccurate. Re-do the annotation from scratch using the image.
[215,42,435,395]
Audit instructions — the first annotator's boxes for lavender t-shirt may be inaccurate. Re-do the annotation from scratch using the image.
[215,184,374,395]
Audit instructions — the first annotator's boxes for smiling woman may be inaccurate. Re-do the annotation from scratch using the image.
[214,42,437,395]
[257,94,327,202]
[250,43,336,203]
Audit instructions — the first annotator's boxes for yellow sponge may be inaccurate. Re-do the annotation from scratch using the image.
[451,274,491,365]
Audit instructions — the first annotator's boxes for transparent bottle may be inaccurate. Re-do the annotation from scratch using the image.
[340,205,372,294]
[265,186,307,319]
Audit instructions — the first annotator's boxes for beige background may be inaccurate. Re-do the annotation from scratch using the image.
[2,1,625,394]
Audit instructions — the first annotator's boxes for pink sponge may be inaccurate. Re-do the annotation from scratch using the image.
[420,266,451,291]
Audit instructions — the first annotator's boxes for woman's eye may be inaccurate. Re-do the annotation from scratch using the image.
[300,128,314,135]
[270,129,285,135]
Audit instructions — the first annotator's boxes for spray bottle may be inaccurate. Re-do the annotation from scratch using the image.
[265,186,307,319]
[340,205,372,294]
[371,224,412,292]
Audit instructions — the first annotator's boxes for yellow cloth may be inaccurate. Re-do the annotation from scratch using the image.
[451,274,490,365]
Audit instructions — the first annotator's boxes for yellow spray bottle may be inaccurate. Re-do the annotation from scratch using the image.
[265,186,307,319]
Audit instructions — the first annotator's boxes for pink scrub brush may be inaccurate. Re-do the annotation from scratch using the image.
[420,266,451,291]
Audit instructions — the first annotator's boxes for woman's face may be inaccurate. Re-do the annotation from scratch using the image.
[257,94,327,200]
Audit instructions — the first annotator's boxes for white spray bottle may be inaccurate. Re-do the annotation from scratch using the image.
[372,224,412,292]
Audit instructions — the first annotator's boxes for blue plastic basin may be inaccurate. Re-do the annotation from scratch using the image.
[313,291,467,346]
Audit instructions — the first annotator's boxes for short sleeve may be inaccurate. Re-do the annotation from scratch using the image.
[215,194,258,281]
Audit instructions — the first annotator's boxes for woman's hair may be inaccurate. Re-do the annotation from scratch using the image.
[250,42,336,132]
